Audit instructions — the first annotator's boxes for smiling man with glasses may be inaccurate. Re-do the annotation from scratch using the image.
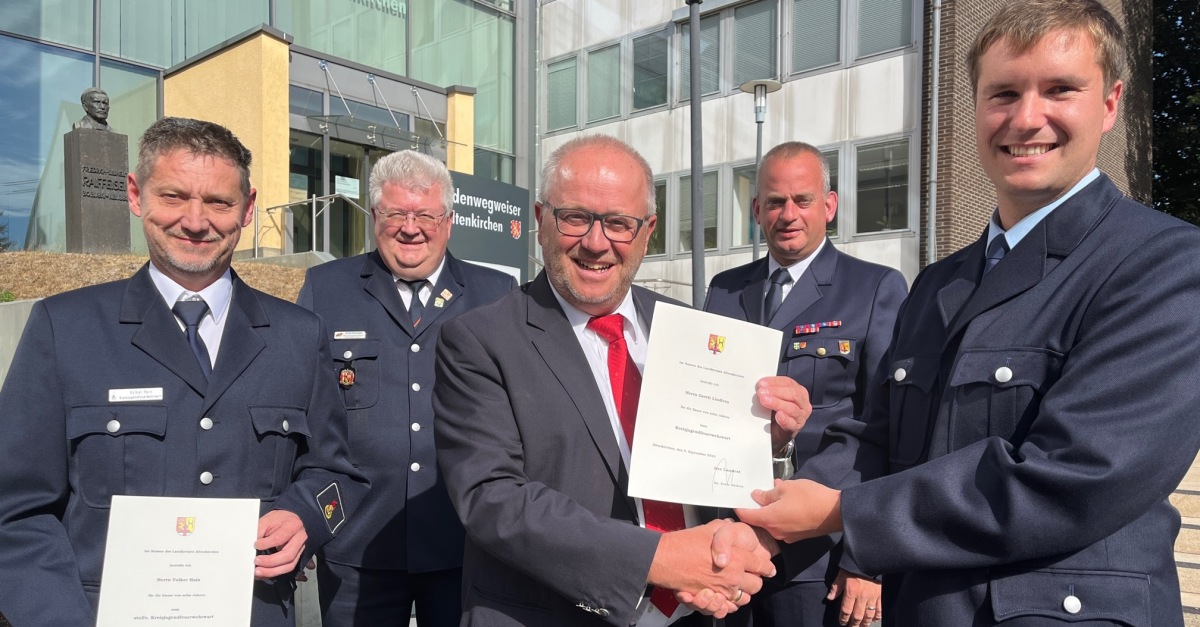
[433,134,815,627]
[298,149,516,627]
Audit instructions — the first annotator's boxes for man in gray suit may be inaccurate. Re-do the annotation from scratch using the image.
[736,1,1200,624]
[434,135,811,626]
[705,143,905,627]
[0,117,368,626]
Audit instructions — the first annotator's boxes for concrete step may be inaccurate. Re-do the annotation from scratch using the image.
[1173,490,1200,519]
[1182,518,1200,555]
[1178,552,1200,595]
[1185,591,1200,626]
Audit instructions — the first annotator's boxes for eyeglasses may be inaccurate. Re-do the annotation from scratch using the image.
[376,209,449,228]
[549,207,648,243]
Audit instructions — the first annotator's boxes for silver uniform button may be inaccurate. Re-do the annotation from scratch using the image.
[200,417,213,430]
[894,368,907,382]
[411,423,421,432]
[1062,595,1081,614]
[282,420,290,432]
[995,366,1013,383]
[199,471,213,485]
[343,350,353,359]
[410,462,421,472]
[106,419,120,433]
[411,383,421,392]
[410,343,420,353]
[596,609,610,617]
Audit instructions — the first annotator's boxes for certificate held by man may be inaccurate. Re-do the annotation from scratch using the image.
[96,495,260,626]
[628,303,782,509]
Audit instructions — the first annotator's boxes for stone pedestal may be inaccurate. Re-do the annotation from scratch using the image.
[64,129,130,253]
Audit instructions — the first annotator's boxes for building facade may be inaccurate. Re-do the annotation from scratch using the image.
[536,0,1151,301]
[1,0,527,259]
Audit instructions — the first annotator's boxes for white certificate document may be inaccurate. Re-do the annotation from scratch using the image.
[97,495,260,627]
[628,303,783,509]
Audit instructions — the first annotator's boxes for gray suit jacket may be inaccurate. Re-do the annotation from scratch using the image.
[435,272,683,626]
[0,265,368,627]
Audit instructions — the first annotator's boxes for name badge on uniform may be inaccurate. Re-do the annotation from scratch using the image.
[108,387,164,402]
[333,331,367,340]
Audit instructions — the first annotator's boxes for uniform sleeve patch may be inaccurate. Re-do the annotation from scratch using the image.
[317,482,346,534]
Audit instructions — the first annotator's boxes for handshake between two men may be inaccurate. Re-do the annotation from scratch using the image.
[652,376,879,627]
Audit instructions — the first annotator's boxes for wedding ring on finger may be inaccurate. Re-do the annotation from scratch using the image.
[733,588,744,603]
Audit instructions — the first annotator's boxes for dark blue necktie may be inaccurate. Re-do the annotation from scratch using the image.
[763,267,792,325]
[400,279,429,328]
[984,235,1009,277]
[172,299,212,380]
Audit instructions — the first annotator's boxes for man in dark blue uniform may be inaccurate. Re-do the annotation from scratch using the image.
[737,1,1200,624]
[0,116,368,626]
[299,150,516,627]
[705,143,904,627]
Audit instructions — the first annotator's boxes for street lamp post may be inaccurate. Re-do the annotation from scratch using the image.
[739,79,781,261]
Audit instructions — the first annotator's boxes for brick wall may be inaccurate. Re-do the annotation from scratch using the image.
[919,0,1153,266]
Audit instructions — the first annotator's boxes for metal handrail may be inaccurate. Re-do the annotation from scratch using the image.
[255,193,371,258]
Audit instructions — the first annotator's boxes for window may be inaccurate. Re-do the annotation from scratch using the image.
[733,0,777,85]
[547,57,578,131]
[679,172,718,252]
[632,30,669,111]
[648,181,667,256]
[792,0,840,73]
[731,165,757,248]
[857,0,912,58]
[855,139,908,233]
[587,44,621,122]
[825,150,840,237]
[680,14,720,100]
[475,148,515,184]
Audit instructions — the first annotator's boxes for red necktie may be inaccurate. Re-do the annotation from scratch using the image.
[588,314,685,617]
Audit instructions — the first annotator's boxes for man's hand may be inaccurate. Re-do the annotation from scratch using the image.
[735,479,842,543]
[254,510,308,580]
[756,376,810,454]
[828,569,881,626]
[649,520,776,618]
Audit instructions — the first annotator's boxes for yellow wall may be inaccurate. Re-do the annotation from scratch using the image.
[446,87,475,175]
[164,31,291,255]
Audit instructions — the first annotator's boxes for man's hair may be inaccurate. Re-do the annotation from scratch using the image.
[135,117,253,198]
[759,141,832,195]
[539,135,656,218]
[968,0,1127,93]
[368,150,454,214]
[80,87,108,107]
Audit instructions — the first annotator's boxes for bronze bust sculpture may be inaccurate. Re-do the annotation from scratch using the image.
[73,87,112,132]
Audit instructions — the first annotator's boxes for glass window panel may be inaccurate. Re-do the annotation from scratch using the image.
[100,0,171,67]
[0,35,93,251]
[792,0,840,73]
[587,44,621,123]
[99,59,159,254]
[857,0,912,58]
[679,172,718,252]
[180,0,269,64]
[0,0,93,50]
[733,0,777,85]
[856,139,908,233]
[410,2,514,152]
[633,30,669,111]
[731,165,756,248]
[279,0,408,78]
[647,181,666,256]
[474,148,515,184]
[680,14,719,100]
[824,149,839,237]
[547,57,578,132]
[290,85,324,118]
